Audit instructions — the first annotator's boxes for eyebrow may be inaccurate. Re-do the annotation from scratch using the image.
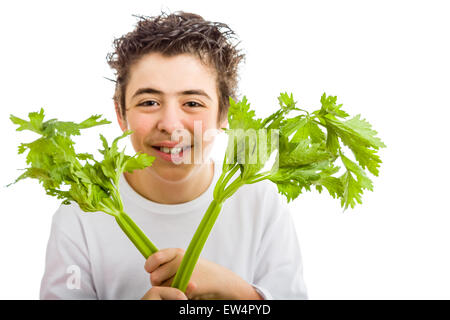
[132,87,212,101]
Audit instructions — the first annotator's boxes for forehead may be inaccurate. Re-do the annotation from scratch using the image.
[126,52,218,100]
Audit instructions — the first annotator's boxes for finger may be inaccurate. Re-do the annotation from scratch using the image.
[142,287,188,300]
[159,275,174,287]
[185,281,198,299]
[156,280,196,299]
[151,250,186,286]
[159,287,188,300]
[142,288,161,300]
[151,259,180,286]
[159,278,195,293]
[144,248,179,273]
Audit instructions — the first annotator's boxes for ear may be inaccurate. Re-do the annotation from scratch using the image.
[115,101,128,132]
[219,116,228,130]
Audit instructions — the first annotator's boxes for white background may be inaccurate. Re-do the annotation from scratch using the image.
[0,0,449,299]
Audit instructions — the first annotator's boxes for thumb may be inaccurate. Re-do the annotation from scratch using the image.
[184,281,198,299]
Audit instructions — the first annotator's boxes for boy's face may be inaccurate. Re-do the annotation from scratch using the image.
[116,52,226,182]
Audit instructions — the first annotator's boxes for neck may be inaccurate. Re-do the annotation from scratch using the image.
[123,162,214,204]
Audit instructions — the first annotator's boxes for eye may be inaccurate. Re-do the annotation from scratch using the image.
[138,100,158,107]
[185,101,203,108]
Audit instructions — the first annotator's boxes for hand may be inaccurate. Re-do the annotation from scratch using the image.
[141,286,191,300]
[144,248,263,300]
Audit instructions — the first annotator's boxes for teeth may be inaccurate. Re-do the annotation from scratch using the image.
[160,147,182,154]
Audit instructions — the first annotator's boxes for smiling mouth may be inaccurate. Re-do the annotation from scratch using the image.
[151,145,192,155]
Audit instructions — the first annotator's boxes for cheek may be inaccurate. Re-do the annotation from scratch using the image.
[127,114,152,133]
[126,114,155,143]
[190,111,217,131]
[193,116,220,147]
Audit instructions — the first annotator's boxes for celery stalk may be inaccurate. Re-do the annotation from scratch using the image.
[171,168,244,292]
[115,212,158,258]
[171,199,223,291]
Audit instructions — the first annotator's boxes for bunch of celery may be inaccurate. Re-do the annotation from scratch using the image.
[170,92,386,292]
[9,109,158,257]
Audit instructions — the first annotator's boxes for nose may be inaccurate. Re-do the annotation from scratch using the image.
[156,100,185,135]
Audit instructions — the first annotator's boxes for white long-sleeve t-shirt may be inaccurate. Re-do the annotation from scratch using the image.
[40,160,308,299]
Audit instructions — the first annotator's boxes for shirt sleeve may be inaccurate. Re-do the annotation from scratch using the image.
[40,204,98,300]
[252,189,308,300]
[251,283,274,300]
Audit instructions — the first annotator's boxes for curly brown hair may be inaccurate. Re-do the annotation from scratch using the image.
[106,11,245,123]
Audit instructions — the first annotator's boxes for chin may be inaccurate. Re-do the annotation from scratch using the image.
[150,163,198,184]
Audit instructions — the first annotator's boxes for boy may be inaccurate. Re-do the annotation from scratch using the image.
[40,11,307,300]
